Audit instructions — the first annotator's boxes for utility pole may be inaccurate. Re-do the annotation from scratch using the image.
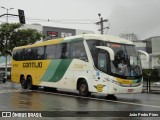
[96,13,109,34]
[1,6,14,80]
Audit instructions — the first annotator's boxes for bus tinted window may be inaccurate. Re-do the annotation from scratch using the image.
[13,46,45,60]
[13,49,22,60]
[13,41,86,61]
[87,40,105,67]
[61,43,70,59]
[25,48,36,60]
[55,43,71,59]
[32,47,37,60]
[46,45,56,59]
[55,44,62,59]
[36,46,45,60]
[21,49,26,60]
[98,52,108,73]
[70,41,88,61]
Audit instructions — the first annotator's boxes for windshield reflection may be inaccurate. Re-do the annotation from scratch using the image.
[106,43,142,78]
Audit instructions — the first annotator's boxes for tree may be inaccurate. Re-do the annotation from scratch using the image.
[0,23,44,56]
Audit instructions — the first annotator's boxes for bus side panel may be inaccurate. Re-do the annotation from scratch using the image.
[39,59,73,88]
[11,60,51,85]
[39,59,94,90]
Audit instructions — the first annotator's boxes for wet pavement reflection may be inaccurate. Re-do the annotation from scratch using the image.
[0,81,160,120]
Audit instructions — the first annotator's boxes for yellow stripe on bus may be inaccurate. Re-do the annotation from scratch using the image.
[13,38,64,50]
[116,77,132,84]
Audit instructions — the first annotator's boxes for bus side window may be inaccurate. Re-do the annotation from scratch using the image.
[45,45,56,59]
[60,43,70,59]
[21,49,25,60]
[36,46,45,60]
[22,48,29,60]
[55,44,62,59]
[70,41,88,61]
[87,40,104,67]
[13,50,21,61]
[31,47,38,60]
[97,52,108,73]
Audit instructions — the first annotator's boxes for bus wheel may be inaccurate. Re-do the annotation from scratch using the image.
[78,80,91,97]
[27,77,38,90]
[27,77,36,90]
[2,78,6,83]
[20,77,27,89]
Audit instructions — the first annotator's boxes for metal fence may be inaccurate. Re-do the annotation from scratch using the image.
[143,69,160,93]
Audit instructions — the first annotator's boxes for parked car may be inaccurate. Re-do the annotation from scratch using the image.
[0,72,6,83]
[153,81,160,87]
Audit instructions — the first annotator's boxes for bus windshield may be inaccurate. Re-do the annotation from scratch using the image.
[106,43,142,78]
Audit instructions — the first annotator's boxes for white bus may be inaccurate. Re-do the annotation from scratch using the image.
[11,34,149,97]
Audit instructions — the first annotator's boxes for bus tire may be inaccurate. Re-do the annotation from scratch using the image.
[78,80,91,97]
[2,78,6,83]
[20,76,27,89]
[27,76,38,90]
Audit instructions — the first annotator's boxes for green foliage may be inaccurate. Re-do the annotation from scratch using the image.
[0,23,44,56]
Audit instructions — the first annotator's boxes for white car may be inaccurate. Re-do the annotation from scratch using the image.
[154,81,160,86]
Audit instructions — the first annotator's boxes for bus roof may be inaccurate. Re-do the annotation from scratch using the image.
[13,34,134,50]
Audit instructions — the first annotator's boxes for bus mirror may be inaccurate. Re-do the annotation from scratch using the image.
[96,46,115,61]
[138,50,149,62]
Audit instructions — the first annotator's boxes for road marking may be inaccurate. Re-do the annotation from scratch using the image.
[96,98,160,109]
[1,88,160,109]
[35,90,160,109]
[0,89,21,93]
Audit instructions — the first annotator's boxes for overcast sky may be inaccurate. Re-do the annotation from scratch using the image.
[0,0,160,40]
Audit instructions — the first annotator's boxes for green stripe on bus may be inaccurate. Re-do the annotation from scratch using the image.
[41,59,72,82]
[41,60,61,82]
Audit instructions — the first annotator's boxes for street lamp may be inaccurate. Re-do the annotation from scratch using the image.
[1,6,14,80]
[1,6,14,23]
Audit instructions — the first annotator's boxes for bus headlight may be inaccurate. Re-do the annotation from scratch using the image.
[114,81,122,86]
[105,78,122,86]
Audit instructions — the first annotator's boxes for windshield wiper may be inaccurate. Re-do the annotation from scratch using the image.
[129,65,138,76]
[125,56,138,76]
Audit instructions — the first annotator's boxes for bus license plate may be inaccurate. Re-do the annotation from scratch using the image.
[128,89,133,92]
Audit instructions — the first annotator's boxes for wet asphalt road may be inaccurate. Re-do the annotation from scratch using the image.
[0,81,160,120]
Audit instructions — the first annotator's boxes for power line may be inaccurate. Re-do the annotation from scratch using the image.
[0,15,97,24]
[1,15,97,22]
[25,17,97,22]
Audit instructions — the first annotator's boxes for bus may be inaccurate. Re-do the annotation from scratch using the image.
[11,34,149,97]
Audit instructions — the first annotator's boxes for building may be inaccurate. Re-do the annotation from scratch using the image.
[145,36,160,69]
[133,40,148,68]
[20,24,94,40]
[133,36,160,69]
